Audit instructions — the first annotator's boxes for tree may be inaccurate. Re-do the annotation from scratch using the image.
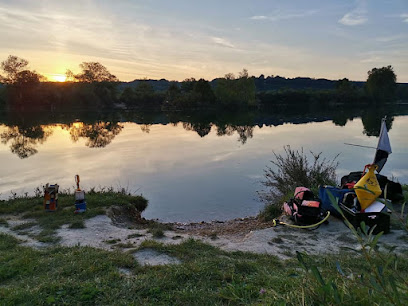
[66,62,118,83]
[215,69,256,107]
[193,78,216,104]
[181,77,196,92]
[0,55,42,85]
[335,78,357,104]
[365,65,397,103]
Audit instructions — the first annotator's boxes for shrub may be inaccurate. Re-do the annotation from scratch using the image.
[259,146,338,221]
[127,195,148,212]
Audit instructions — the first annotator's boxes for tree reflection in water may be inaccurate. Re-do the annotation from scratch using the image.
[361,112,394,137]
[68,121,124,148]
[0,107,403,158]
[182,122,212,137]
[140,124,151,133]
[216,124,253,144]
[0,125,53,158]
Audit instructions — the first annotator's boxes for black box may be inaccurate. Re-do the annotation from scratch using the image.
[339,204,391,234]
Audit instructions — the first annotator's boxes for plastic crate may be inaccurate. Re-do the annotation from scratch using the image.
[339,203,391,234]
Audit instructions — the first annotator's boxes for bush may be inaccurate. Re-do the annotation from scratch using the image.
[259,146,338,221]
[127,195,148,213]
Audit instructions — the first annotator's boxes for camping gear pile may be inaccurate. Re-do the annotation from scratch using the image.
[281,117,403,234]
[319,165,393,234]
[319,117,401,234]
[43,175,87,214]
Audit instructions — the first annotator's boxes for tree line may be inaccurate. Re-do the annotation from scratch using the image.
[0,55,404,112]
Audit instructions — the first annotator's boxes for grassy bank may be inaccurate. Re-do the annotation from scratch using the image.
[1,191,408,304]
[0,190,148,243]
[1,233,407,305]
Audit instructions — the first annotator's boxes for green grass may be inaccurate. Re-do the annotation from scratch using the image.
[68,219,86,229]
[1,234,407,305]
[147,222,172,238]
[149,228,165,238]
[12,221,38,231]
[0,191,148,243]
[0,218,9,227]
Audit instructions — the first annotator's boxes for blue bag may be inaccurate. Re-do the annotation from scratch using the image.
[318,186,353,218]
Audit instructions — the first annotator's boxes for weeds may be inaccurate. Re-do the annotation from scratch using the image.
[68,220,86,229]
[0,218,9,227]
[149,228,165,238]
[11,222,38,231]
[259,146,338,221]
[294,191,408,305]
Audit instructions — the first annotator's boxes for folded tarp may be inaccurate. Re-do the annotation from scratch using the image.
[318,186,352,218]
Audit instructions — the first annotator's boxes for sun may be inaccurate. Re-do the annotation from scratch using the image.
[51,74,67,82]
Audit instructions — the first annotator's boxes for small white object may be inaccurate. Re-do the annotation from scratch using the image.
[364,201,385,213]
[75,190,85,201]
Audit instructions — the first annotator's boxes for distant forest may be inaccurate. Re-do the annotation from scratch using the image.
[0,55,407,112]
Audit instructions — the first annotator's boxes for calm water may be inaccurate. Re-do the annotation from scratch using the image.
[1,110,407,222]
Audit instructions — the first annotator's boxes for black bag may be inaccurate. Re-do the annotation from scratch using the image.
[283,187,324,225]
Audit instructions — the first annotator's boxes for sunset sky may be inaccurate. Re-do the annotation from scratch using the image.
[0,0,407,82]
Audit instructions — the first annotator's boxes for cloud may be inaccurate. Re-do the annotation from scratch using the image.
[250,15,268,20]
[360,55,382,63]
[339,0,367,26]
[211,37,235,48]
[401,13,408,23]
[250,10,317,22]
[375,34,406,43]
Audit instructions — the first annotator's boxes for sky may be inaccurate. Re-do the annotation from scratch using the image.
[0,0,407,82]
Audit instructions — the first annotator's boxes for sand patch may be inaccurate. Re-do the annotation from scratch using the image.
[133,249,181,266]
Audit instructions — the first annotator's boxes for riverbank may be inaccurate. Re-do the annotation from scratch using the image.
[1,191,408,304]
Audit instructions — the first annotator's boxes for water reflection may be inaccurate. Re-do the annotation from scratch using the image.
[66,121,124,148]
[0,125,53,158]
[1,108,408,222]
[361,111,394,136]
[0,106,406,158]
[182,122,212,138]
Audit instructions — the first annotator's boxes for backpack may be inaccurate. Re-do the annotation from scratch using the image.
[283,187,324,225]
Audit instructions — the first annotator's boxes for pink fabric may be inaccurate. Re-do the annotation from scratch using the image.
[294,187,310,200]
[301,200,320,208]
[283,202,292,215]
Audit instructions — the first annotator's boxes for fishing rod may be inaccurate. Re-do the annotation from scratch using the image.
[344,143,376,149]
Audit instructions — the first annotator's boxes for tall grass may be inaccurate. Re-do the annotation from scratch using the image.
[259,146,338,221]
[295,190,408,305]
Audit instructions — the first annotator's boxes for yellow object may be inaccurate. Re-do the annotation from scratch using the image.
[353,164,382,210]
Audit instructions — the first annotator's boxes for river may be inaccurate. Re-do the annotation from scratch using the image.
[1,109,407,222]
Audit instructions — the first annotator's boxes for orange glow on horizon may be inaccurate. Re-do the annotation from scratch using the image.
[43,73,67,82]
[50,74,67,82]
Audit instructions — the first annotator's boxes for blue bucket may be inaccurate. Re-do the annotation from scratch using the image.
[74,201,87,213]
